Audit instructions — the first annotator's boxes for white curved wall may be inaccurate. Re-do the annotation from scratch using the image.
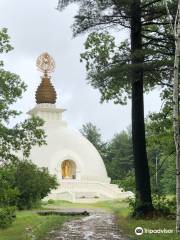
[28,104,110,184]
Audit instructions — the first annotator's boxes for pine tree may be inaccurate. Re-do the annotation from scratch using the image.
[58,0,177,215]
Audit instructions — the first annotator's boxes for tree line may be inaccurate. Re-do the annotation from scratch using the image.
[80,120,175,196]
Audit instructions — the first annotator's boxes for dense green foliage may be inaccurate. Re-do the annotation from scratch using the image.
[0,166,19,207]
[146,98,175,195]
[14,161,58,210]
[81,121,175,196]
[0,28,46,164]
[80,123,135,191]
[112,174,135,192]
[0,161,58,211]
[129,194,176,217]
[58,0,175,104]
[105,131,133,180]
[0,28,56,227]
[0,160,58,228]
[0,207,16,229]
[80,122,107,158]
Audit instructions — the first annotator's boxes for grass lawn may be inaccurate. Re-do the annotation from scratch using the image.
[112,202,178,240]
[96,200,178,240]
[0,210,74,240]
[44,199,178,240]
[94,200,178,240]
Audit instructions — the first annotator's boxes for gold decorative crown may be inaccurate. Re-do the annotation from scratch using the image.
[36,52,55,76]
[35,53,57,104]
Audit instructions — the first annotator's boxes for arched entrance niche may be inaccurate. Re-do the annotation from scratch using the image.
[61,160,76,179]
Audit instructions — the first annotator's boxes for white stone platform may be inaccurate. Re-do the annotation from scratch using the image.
[45,180,134,203]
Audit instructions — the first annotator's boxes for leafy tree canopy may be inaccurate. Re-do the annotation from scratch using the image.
[105,130,133,179]
[58,0,176,104]
[80,122,133,181]
[0,28,46,164]
[80,122,107,158]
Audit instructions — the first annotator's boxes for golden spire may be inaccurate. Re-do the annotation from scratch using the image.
[35,53,57,104]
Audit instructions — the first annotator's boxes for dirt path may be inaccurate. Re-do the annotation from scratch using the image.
[45,210,128,240]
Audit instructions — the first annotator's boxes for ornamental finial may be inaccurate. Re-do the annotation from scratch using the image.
[36,52,55,76]
[35,53,57,104]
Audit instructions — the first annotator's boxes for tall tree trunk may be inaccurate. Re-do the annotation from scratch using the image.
[131,0,153,215]
[174,0,180,232]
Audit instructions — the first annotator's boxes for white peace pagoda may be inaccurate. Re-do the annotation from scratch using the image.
[28,53,133,202]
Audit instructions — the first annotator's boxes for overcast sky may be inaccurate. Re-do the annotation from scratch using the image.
[0,0,162,140]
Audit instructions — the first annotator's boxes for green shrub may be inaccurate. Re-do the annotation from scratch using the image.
[0,166,19,207]
[0,161,58,210]
[14,161,59,210]
[0,207,16,229]
[47,199,55,204]
[128,194,176,217]
[112,174,135,192]
[152,194,176,214]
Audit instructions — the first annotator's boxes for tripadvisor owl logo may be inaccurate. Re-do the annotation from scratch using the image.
[135,227,144,235]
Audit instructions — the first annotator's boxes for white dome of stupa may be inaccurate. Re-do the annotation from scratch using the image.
[28,103,110,184]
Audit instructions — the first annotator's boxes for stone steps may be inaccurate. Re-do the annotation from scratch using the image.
[45,180,134,202]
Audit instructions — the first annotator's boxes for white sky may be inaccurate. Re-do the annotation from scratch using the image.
[0,0,162,141]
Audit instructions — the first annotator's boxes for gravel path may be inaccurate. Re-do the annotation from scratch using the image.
[45,211,128,240]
